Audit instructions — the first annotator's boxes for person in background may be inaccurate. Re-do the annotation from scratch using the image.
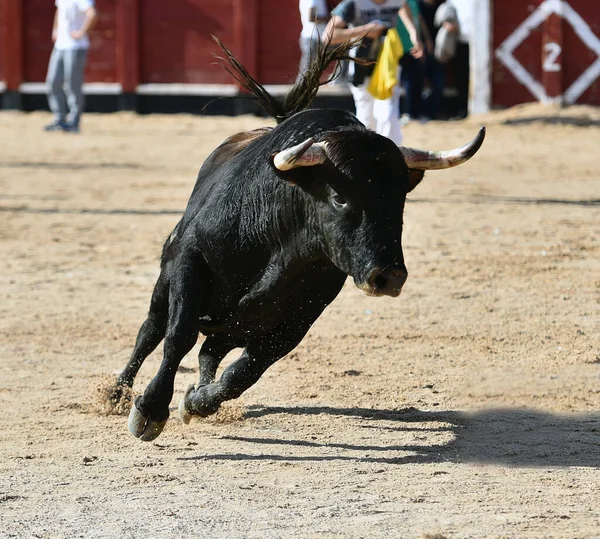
[297,0,330,82]
[419,0,445,119]
[397,0,425,123]
[44,0,97,132]
[445,0,469,118]
[323,0,422,145]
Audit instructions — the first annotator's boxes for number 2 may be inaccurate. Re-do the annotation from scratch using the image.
[543,42,562,72]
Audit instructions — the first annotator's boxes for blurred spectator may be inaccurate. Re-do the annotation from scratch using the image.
[445,0,470,118]
[44,0,97,133]
[433,1,458,63]
[323,0,422,145]
[420,0,445,119]
[397,0,425,122]
[297,0,330,82]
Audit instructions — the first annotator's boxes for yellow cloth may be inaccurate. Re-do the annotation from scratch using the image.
[367,28,404,100]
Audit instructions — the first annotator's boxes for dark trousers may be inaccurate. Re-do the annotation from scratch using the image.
[400,53,424,118]
[422,55,445,120]
[453,41,470,118]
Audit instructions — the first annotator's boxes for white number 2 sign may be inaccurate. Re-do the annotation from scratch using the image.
[543,42,562,72]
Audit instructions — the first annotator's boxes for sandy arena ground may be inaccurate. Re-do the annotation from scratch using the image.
[1,105,599,538]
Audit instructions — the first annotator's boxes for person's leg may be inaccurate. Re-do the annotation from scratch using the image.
[411,57,425,119]
[373,69,403,145]
[400,55,412,118]
[296,37,312,83]
[425,56,445,119]
[400,54,423,119]
[45,47,67,129]
[349,81,377,131]
[63,48,88,130]
[454,42,469,118]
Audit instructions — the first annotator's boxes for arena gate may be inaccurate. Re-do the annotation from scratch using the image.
[0,0,599,111]
[493,0,600,107]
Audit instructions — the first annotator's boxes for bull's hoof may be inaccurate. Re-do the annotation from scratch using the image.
[178,397,193,425]
[178,384,222,424]
[128,401,168,442]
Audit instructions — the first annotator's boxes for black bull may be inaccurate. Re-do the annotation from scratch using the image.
[110,40,485,441]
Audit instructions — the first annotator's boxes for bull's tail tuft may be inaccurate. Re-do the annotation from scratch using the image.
[212,35,359,124]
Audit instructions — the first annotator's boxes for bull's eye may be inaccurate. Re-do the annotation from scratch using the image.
[331,193,347,208]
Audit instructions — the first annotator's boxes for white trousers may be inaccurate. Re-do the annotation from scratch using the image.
[349,74,403,145]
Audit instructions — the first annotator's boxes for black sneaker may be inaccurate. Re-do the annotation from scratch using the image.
[44,120,67,132]
[63,123,80,133]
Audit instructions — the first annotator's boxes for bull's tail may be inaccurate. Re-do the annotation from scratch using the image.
[212,35,358,124]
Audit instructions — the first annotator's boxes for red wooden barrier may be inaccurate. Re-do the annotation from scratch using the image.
[0,1,5,84]
[0,0,304,90]
[1,0,599,108]
[2,0,24,91]
[116,0,138,91]
[140,0,236,85]
[258,0,301,84]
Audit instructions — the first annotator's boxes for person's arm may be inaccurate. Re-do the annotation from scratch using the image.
[322,14,386,44]
[443,20,459,33]
[51,9,58,42]
[436,2,459,33]
[70,6,97,40]
[398,3,423,58]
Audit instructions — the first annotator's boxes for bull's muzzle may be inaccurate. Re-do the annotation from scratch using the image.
[358,267,408,298]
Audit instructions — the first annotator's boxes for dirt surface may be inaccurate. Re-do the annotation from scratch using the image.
[1,105,599,538]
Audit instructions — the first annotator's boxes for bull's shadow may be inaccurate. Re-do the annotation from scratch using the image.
[502,115,600,127]
[408,195,600,207]
[182,406,600,468]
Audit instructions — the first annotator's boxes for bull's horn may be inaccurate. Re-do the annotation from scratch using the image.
[400,127,486,170]
[273,138,328,171]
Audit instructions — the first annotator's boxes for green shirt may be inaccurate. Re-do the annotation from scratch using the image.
[396,0,420,51]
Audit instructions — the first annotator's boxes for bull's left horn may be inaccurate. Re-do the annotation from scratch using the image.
[273,138,328,171]
[400,127,486,170]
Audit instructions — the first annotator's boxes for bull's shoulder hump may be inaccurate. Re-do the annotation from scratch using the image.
[222,127,273,146]
[278,108,362,132]
[204,127,273,170]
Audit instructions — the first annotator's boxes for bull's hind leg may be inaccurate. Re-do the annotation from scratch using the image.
[108,272,169,407]
[179,319,312,421]
[197,333,236,386]
[128,255,208,441]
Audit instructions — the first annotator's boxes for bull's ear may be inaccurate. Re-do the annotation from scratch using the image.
[407,169,425,193]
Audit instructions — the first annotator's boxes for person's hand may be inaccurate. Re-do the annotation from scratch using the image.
[70,29,85,40]
[362,21,387,39]
[443,21,458,33]
[52,28,58,42]
[410,40,424,59]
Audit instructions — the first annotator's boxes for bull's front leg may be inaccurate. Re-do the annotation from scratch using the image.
[128,257,207,441]
[196,333,236,387]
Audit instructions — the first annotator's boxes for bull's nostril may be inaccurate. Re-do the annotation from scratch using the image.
[372,274,388,290]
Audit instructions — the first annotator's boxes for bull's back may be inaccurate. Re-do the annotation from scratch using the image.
[184,127,273,213]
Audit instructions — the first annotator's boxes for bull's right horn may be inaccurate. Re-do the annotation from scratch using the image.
[400,127,486,170]
[273,138,328,171]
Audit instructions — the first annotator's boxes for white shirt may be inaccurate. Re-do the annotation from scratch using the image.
[299,0,329,39]
[447,0,471,43]
[333,0,406,28]
[55,0,94,50]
